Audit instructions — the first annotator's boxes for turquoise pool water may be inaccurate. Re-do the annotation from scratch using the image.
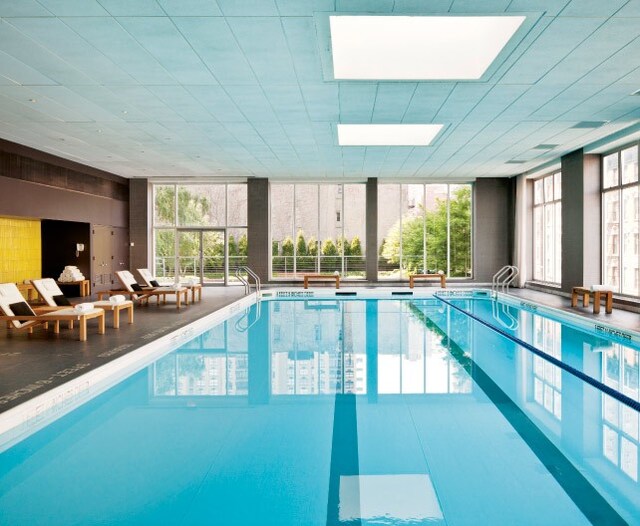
[0,297,638,525]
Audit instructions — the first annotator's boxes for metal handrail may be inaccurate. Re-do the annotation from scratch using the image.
[492,265,519,294]
[235,266,261,296]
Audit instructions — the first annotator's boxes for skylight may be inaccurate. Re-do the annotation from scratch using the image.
[337,124,443,146]
[330,15,525,80]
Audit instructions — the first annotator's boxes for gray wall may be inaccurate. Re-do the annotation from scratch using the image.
[561,149,601,293]
[247,178,270,282]
[366,177,378,282]
[129,178,150,276]
[473,178,514,283]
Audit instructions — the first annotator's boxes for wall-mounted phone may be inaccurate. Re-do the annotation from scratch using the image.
[76,243,85,257]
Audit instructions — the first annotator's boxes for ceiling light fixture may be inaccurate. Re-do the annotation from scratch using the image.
[330,15,525,80]
[337,124,443,146]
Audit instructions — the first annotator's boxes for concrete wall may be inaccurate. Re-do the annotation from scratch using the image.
[129,178,150,275]
[247,178,270,282]
[561,149,601,293]
[473,178,514,282]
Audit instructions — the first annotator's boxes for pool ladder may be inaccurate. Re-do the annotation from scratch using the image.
[492,265,519,295]
[235,266,261,296]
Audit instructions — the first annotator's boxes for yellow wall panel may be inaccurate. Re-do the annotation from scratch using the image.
[0,217,42,283]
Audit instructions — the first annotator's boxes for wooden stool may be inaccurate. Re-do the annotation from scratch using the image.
[409,274,447,288]
[571,286,613,314]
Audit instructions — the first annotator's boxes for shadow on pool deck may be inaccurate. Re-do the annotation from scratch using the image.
[0,287,246,413]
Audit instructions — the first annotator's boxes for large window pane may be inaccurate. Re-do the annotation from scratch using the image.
[227,184,248,226]
[604,190,620,290]
[154,229,175,280]
[154,185,175,227]
[425,184,449,275]
[319,185,343,273]
[227,228,248,283]
[604,153,620,189]
[178,185,226,227]
[449,184,472,277]
[295,185,319,275]
[621,147,638,185]
[533,206,543,281]
[533,173,561,285]
[271,184,295,278]
[378,184,402,279]
[622,186,639,295]
[343,184,366,278]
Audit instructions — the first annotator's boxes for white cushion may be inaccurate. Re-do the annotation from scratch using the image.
[590,285,613,292]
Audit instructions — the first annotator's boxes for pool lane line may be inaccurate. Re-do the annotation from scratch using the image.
[434,294,640,414]
[409,304,629,526]
[326,394,360,526]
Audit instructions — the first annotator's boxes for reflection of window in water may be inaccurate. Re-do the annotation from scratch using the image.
[270,301,367,395]
[378,303,472,395]
[532,317,562,420]
[602,345,639,482]
[151,320,249,397]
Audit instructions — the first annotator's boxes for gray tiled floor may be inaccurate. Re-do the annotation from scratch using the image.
[0,287,245,413]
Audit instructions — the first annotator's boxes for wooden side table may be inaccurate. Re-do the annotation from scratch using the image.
[16,283,38,302]
[40,308,105,341]
[571,286,613,314]
[94,300,134,328]
[57,279,90,297]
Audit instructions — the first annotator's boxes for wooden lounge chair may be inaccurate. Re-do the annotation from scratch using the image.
[116,271,189,310]
[137,268,202,303]
[0,283,105,341]
[32,278,134,329]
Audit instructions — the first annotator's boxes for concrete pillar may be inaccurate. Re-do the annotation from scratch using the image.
[129,178,150,273]
[473,178,513,282]
[366,177,378,282]
[561,149,601,293]
[248,178,270,282]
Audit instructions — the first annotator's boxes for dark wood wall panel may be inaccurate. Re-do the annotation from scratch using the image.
[41,220,91,282]
[0,138,128,201]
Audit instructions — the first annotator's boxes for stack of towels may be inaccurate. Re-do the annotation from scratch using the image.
[109,295,126,305]
[74,303,94,313]
[58,266,85,282]
[591,285,613,292]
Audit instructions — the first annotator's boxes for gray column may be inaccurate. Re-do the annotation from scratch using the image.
[561,149,601,293]
[366,177,378,282]
[129,178,150,273]
[473,178,513,282]
[247,178,270,282]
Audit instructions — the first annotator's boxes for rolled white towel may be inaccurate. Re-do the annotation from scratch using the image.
[74,303,94,313]
[591,285,613,292]
[109,295,126,305]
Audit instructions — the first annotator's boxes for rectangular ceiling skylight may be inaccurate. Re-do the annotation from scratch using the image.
[330,15,525,80]
[338,124,443,146]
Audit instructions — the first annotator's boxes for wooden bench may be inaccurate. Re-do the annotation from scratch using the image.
[303,274,340,289]
[409,274,446,288]
[571,286,613,314]
[94,300,134,329]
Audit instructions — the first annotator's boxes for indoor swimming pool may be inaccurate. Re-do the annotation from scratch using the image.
[0,294,638,525]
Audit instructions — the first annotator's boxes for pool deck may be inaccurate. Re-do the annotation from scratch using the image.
[0,287,245,414]
[1,284,638,415]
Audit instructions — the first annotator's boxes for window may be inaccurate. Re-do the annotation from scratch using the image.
[270,183,366,279]
[377,183,472,280]
[152,184,248,284]
[603,145,640,295]
[532,172,562,284]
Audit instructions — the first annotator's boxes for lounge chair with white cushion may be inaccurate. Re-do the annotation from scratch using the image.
[116,271,189,310]
[137,268,202,303]
[0,283,105,341]
[32,278,134,329]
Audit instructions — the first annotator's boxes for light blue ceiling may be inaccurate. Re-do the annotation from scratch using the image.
[0,0,639,179]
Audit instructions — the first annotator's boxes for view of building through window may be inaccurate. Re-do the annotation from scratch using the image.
[270,184,366,279]
[152,184,247,285]
[377,183,472,279]
[533,172,562,284]
[603,145,639,295]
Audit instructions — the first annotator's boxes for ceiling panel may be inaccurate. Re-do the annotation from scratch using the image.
[0,0,638,179]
